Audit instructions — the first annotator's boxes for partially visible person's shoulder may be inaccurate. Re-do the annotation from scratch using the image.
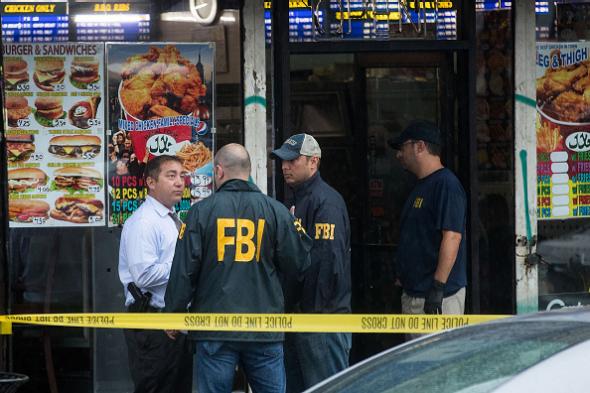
[315,177,346,209]
[436,168,466,195]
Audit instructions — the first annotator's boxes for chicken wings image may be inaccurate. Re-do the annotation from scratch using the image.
[538,64,587,104]
[545,91,590,122]
[537,55,590,123]
[119,45,206,120]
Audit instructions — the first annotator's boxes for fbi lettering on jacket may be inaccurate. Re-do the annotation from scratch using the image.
[217,218,265,262]
[314,223,335,240]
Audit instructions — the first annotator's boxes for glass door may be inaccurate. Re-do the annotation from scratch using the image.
[356,55,454,360]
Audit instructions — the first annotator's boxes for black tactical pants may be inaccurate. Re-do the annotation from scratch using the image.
[124,328,193,393]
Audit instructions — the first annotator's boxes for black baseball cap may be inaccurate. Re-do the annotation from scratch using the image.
[388,120,441,150]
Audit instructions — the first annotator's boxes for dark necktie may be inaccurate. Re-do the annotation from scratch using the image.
[168,211,183,231]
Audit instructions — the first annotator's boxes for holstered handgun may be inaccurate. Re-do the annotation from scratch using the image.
[127,282,152,312]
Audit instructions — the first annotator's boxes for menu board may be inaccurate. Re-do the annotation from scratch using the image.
[70,2,151,42]
[263,1,456,42]
[106,43,215,226]
[1,2,69,43]
[3,43,106,227]
[263,7,318,44]
[326,0,457,40]
[476,1,550,13]
[536,42,590,219]
[74,16,150,42]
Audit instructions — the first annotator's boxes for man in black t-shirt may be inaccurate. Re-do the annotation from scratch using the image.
[389,121,467,337]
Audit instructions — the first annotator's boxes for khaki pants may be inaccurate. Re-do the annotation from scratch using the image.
[401,287,466,340]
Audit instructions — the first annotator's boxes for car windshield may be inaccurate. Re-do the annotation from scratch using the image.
[311,321,590,393]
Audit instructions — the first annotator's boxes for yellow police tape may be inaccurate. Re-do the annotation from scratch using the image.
[0,313,510,335]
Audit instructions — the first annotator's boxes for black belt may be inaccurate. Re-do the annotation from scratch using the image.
[127,304,164,313]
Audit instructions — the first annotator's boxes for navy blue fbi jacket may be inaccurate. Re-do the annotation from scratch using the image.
[395,168,467,297]
[164,179,312,342]
[287,172,352,314]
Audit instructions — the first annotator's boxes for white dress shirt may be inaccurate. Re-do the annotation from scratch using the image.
[118,195,179,308]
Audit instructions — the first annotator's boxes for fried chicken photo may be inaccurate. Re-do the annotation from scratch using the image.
[120,86,152,118]
[545,91,590,123]
[537,49,590,123]
[119,45,207,120]
[573,74,590,93]
[541,64,587,101]
[149,105,182,118]
[5,96,32,127]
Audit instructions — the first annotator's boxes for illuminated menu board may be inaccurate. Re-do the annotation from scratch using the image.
[536,1,549,14]
[70,2,150,42]
[327,0,456,40]
[264,1,456,42]
[1,2,69,43]
[476,1,550,13]
[264,6,319,43]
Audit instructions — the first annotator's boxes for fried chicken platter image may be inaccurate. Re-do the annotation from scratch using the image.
[118,45,207,120]
[537,51,590,123]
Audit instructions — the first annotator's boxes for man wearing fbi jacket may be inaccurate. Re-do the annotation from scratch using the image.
[271,133,352,393]
[165,144,311,393]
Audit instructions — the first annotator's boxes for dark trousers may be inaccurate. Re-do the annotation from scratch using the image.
[195,340,285,393]
[284,332,351,392]
[124,329,193,393]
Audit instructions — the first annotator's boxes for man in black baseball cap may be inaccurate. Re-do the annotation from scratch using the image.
[389,120,467,340]
[387,119,441,150]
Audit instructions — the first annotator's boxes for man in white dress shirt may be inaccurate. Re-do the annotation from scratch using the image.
[118,155,192,393]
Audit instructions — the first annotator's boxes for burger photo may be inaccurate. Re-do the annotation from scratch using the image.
[68,96,101,129]
[9,199,50,223]
[6,134,35,162]
[50,196,104,224]
[8,168,48,193]
[5,95,31,127]
[52,167,103,192]
[33,57,65,91]
[4,58,29,91]
[48,135,101,159]
[34,96,65,127]
[70,58,100,89]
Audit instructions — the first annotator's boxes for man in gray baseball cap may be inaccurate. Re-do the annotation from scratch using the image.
[270,133,322,162]
[271,133,352,392]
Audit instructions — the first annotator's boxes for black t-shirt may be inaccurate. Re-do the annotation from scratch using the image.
[395,168,467,297]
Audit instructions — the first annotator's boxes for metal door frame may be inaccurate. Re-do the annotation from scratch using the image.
[270,1,480,312]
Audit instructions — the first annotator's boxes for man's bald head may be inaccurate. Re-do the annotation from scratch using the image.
[214,144,251,186]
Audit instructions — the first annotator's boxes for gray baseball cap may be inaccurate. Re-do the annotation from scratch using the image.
[270,133,322,160]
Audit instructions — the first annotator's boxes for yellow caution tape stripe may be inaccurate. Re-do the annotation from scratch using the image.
[0,313,510,335]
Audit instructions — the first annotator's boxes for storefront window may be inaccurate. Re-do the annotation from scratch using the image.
[535,1,590,312]
[1,1,243,391]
